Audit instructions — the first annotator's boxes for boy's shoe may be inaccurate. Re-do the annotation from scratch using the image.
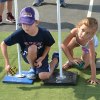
[0,16,2,24]
[26,67,37,80]
[6,12,15,23]
[52,51,59,69]
[60,2,67,7]
[33,0,44,7]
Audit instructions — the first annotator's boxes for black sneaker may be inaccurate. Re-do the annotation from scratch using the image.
[0,16,2,24]
[33,0,44,7]
[60,2,67,7]
[52,51,59,69]
[6,12,15,23]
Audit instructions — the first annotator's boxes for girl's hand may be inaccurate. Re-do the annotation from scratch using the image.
[71,58,82,65]
[87,78,100,85]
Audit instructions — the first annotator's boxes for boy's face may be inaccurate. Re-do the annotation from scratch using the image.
[77,24,96,40]
[21,22,36,34]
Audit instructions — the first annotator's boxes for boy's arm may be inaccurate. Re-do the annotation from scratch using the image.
[35,46,50,67]
[42,46,50,60]
[1,41,11,72]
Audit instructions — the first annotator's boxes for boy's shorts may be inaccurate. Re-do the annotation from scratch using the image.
[21,47,49,74]
[0,0,7,3]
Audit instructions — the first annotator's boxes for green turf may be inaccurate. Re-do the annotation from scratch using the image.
[0,31,100,100]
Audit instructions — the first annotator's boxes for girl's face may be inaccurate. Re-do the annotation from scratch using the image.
[77,24,96,40]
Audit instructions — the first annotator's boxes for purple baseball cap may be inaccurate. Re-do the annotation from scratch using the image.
[19,7,35,25]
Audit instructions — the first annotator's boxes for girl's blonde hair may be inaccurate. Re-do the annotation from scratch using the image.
[76,17,98,30]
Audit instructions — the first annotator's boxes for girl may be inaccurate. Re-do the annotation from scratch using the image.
[61,17,99,84]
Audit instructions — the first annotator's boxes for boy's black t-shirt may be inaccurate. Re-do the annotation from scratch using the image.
[4,27,55,64]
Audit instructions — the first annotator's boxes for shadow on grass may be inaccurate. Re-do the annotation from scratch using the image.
[39,21,75,30]
[17,68,100,100]
[0,66,3,73]
[41,3,100,13]
[74,77,100,100]
[0,22,15,26]
[17,76,100,100]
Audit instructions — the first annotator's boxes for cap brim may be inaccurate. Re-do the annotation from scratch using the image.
[19,17,35,25]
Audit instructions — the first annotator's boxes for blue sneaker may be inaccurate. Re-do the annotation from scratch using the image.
[60,2,67,7]
[52,51,59,69]
[33,0,44,7]
[26,67,37,80]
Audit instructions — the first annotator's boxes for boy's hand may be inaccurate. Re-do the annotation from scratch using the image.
[34,57,43,68]
[5,65,17,75]
[5,65,10,73]
[9,66,18,76]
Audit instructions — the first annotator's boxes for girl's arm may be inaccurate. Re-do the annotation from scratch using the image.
[88,40,99,84]
[61,28,78,61]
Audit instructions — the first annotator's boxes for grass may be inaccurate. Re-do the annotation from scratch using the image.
[0,31,100,100]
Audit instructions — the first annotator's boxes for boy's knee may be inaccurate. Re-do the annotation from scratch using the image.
[28,45,37,54]
[38,72,50,80]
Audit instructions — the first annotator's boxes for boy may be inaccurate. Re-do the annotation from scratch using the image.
[1,6,59,80]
